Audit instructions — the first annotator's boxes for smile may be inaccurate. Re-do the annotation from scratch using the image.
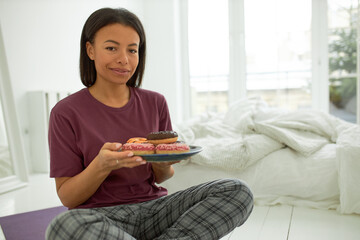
[110,68,130,75]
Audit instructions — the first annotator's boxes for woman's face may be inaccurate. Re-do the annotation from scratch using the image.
[86,23,140,86]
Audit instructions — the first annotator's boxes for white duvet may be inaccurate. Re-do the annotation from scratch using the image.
[171,97,360,214]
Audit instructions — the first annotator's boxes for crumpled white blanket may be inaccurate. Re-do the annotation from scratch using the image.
[252,110,341,156]
[176,110,284,170]
[175,97,352,170]
[336,125,360,214]
[174,97,360,214]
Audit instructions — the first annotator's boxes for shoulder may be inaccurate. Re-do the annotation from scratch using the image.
[132,87,167,104]
[133,87,165,99]
[51,88,88,116]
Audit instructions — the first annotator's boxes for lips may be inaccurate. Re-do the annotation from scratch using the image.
[110,68,130,75]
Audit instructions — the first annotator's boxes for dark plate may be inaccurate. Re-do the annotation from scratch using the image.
[137,145,202,162]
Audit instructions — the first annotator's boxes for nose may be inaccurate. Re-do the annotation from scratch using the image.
[116,50,128,65]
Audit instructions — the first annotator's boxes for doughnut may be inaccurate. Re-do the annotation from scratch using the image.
[122,143,155,155]
[127,137,148,143]
[155,143,190,154]
[146,131,178,145]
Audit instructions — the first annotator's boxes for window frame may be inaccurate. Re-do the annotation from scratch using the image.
[311,0,329,112]
[181,0,357,123]
[357,1,360,124]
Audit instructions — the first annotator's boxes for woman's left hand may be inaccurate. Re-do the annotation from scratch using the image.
[151,161,180,183]
[151,160,180,168]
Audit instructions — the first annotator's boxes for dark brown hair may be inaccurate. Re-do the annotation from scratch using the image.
[80,8,146,87]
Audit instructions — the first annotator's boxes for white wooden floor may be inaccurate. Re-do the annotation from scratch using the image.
[1,174,360,240]
[221,204,360,240]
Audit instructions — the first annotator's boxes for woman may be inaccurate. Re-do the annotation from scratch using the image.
[46,7,253,240]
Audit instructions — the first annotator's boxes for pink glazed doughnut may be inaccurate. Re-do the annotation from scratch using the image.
[122,143,155,155]
[155,143,190,154]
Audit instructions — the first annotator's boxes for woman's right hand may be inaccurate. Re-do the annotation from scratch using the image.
[95,142,147,173]
[56,142,146,208]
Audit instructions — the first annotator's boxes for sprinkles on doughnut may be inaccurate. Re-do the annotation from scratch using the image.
[122,143,155,155]
[156,143,190,154]
[146,131,178,145]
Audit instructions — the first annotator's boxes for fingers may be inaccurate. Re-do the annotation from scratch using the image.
[101,142,133,159]
[102,142,122,151]
[98,142,146,170]
[114,156,146,168]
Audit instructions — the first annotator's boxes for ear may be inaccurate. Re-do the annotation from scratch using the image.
[86,41,95,60]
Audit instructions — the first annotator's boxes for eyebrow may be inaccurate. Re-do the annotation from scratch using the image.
[104,40,138,47]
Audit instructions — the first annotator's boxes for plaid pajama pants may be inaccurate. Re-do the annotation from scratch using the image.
[46,178,253,240]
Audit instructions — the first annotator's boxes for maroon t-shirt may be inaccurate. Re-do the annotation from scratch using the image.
[48,87,171,209]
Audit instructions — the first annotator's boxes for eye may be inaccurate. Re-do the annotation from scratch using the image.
[129,49,138,54]
[106,47,116,51]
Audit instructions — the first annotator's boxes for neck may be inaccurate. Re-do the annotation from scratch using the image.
[88,83,131,108]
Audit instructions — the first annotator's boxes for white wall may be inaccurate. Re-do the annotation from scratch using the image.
[141,0,184,124]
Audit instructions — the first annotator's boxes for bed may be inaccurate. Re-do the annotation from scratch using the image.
[160,97,360,215]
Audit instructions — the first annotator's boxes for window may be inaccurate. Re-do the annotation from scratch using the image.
[187,0,358,123]
[328,0,358,123]
[188,0,229,116]
[245,0,312,110]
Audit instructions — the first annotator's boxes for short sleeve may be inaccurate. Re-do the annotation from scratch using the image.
[48,109,84,177]
[158,96,173,131]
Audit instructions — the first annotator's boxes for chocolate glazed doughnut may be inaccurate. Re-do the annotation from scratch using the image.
[146,131,178,144]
